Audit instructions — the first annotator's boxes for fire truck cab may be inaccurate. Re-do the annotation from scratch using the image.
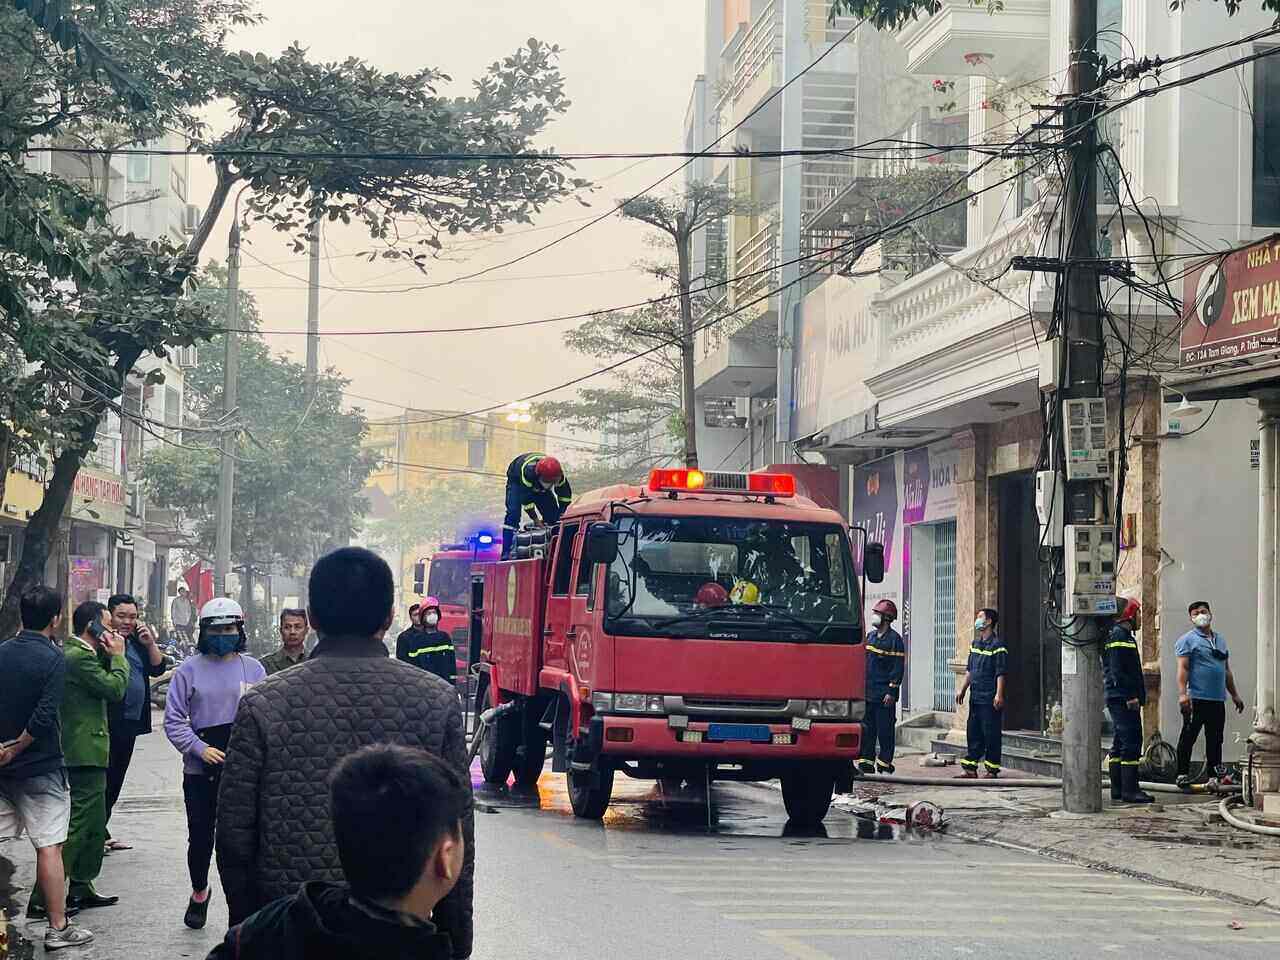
[471,468,882,826]
[428,536,500,689]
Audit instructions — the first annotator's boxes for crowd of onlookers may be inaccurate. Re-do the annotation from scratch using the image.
[0,547,475,959]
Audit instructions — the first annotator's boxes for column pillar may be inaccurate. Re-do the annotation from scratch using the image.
[1251,391,1280,808]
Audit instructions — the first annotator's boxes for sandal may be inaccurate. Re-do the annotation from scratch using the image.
[104,839,133,852]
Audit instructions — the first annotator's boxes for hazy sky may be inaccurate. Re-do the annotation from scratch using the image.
[192,1,705,456]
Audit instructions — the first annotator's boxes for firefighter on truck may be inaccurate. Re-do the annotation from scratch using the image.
[473,467,886,827]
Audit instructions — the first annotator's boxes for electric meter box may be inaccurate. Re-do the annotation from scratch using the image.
[1035,470,1063,547]
[1064,524,1117,616]
[1065,397,1109,480]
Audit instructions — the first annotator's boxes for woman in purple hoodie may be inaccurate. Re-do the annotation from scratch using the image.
[163,598,265,930]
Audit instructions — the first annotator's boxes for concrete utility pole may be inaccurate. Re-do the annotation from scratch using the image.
[1059,0,1105,815]
[1252,391,1280,806]
[305,217,321,399]
[775,0,805,450]
[214,217,241,598]
[675,210,700,470]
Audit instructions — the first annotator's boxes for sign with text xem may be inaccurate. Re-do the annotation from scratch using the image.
[1180,235,1280,368]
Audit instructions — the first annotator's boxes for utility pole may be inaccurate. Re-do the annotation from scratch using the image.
[1059,0,1105,815]
[214,217,241,598]
[305,217,321,399]
[675,211,699,470]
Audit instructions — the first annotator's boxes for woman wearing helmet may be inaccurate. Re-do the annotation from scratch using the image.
[859,599,905,775]
[1105,598,1153,804]
[162,599,266,929]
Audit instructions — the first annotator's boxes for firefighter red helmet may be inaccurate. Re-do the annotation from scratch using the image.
[873,599,898,620]
[534,456,564,486]
[423,595,441,614]
[1117,596,1141,623]
[695,582,729,608]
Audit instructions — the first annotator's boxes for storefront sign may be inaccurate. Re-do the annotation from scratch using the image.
[1180,236,1280,367]
[851,456,898,574]
[791,248,881,440]
[72,466,126,528]
[902,445,959,526]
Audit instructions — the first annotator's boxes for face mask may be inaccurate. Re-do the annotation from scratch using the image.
[425,613,440,627]
[870,613,882,628]
[974,617,988,631]
[207,633,238,656]
[1194,613,1212,628]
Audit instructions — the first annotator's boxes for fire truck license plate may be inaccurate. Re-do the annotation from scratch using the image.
[707,723,772,743]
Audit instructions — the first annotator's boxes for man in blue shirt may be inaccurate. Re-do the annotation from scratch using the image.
[1175,600,1245,789]
[956,608,1007,778]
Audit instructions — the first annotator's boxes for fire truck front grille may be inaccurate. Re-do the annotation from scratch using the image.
[683,698,789,713]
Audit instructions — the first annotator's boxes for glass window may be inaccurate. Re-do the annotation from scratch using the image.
[551,523,580,596]
[426,558,470,607]
[574,539,594,604]
[127,154,151,184]
[1254,48,1280,226]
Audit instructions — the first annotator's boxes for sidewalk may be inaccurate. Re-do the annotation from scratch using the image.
[843,748,1280,910]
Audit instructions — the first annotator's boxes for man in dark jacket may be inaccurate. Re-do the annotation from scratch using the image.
[502,453,572,559]
[858,599,905,775]
[215,547,474,959]
[208,744,465,960]
[393,604,423,662]
[399,599,456,686]
[1105,598,1153,804]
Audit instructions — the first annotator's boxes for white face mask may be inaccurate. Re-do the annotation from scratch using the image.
[1193,612,1212,629]
[425,613,440,627]
[974,617,988,631]
[870,613,882,628]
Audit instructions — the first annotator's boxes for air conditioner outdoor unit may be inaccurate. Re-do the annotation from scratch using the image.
[182,204,201,234]
[734,397,751,420]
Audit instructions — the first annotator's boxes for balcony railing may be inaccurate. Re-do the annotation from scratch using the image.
[719,0,781,113]
[733,221,780,307]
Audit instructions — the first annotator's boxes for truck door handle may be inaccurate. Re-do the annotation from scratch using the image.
[543,629,555,637]
[565,629,578,639]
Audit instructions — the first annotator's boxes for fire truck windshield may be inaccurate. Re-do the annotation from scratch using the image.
[603,515,860,641]
[426,557,470,607]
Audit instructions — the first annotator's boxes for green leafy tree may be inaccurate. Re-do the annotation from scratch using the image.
[366,475,505,559]
[828,0,1279,32]
[0,0,586,635]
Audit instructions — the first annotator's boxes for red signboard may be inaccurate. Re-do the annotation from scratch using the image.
[1181,235,1280,367]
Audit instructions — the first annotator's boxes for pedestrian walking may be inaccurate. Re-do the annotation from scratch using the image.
[1104,598,1153,804]
[103,593,169,852]
[215,547,474,959]
[260,609,308,677]
[1175,600,1246,789]
[207,744,467,960]
[27,602,130,918]
[164,598,266,929]
[171,586,194,646]
[394,603,424,664]
[400,598,457,686]
[956,608,1007,779]
[0,586,95,949]
[501,453,572,559]
[858,599,904,775]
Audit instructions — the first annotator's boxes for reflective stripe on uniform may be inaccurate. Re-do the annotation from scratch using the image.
[519,454,544,489]
[408,644,454,657]
[866,645,905,657]
[983,760,1001,771]
[1106,641,1139,650]
[970,647,1009,656]
[959,758,979,768]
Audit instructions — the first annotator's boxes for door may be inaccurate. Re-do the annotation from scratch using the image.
[932,521,957,712]
[569,528,598,692]
[543,522,580,673]
[997,473,1047,731]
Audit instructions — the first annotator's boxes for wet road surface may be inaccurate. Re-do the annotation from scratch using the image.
[474,763,1280,960]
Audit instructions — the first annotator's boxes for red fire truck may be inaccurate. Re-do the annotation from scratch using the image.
[470,468,884,826]
[427,536,500,688]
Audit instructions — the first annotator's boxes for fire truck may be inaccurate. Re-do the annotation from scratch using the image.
[424,535,501,688]
[470,468,885,826]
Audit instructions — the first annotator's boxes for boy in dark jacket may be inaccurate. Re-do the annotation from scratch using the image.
[209,743,468,960]
[1105,598,1152,804]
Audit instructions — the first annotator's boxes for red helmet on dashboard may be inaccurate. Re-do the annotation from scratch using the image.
[873,599,898,620]
[534,456,564,486]
[694,582,729,608]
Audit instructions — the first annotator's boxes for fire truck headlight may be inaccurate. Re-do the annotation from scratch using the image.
[614,693,666,714]
[820,700,850,718]
[806,701,822,718]
[591,692,614,713]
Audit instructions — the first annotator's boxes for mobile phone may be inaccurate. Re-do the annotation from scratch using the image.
[87,619,107,642]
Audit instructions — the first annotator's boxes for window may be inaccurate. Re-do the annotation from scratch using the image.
[127,154,151,184]
[574,535,595,605]
[1254,48,1280,226]
[467,438,487,470]
[551,523,580,595]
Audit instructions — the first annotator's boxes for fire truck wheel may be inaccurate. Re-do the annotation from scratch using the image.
[480,699,518,786]
[568,763,615,819]
[514,714,548,787]
[780,768,836,826]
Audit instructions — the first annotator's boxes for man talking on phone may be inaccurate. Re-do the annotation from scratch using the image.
[103,594,169,851]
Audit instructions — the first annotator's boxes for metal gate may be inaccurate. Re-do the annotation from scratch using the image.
[933,521,958,712]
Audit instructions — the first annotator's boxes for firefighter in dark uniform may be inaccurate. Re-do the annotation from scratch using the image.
[502,453,572,559]
[1105,597,1153,804]
[858,599,905,775]
[399,597,456,686]
[956,608,1007,778]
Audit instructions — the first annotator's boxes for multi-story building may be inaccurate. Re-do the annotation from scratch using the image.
[771,1,1280,771]
[361,407,550,606]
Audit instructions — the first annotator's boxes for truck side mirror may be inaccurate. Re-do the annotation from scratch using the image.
[413,561,426,594]
[584,523,620,566]
[863,543,886,584]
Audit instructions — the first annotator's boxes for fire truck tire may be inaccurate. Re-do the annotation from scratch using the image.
[479,693,518,786]
[514,711,548,787]
[780,769,836,826]
[568,763,615,819]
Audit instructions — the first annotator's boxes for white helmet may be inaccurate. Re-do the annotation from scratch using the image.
[199,597,244,626]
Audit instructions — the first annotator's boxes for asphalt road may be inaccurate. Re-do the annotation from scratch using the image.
[5,720,1279,959]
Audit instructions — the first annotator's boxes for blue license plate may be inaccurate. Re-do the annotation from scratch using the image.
[707,723,772,743]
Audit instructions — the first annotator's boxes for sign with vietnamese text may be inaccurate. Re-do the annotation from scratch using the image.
[1181,236,1280,367]
[72,466,126,528]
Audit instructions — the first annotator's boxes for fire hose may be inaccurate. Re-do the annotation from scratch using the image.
[856,773,1240,795]
[466,700,518,764]
[1219,795,1280,837]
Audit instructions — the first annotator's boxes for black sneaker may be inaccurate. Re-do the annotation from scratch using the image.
[184,891,211,930]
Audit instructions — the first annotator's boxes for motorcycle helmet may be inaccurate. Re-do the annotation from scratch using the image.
[197,597,247,653]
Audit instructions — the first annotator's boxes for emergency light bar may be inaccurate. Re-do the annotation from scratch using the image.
[647,469,796,498]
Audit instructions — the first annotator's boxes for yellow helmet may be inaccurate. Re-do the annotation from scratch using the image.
[730,579,761,605]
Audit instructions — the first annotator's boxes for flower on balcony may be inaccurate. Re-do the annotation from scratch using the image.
[932,79,954,93]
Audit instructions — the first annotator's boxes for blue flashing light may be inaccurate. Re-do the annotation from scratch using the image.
[476,533,495,546]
